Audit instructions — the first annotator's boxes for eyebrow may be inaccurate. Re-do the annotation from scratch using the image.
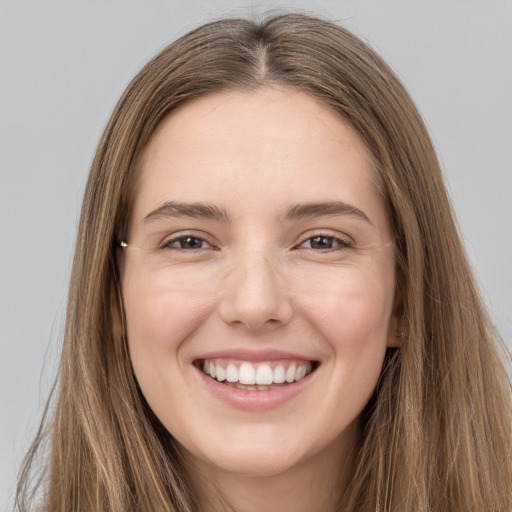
[145,201,231,223]
[144,200,371,225]
[282,201,372,224]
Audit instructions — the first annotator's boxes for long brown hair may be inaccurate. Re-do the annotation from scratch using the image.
[16,12,512,512]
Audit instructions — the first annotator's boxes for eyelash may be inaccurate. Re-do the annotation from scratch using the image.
[296,234,353,251]
[160,233,353,252]
[161,235,215,251]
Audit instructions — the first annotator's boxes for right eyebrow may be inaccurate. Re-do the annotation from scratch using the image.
[144,200,231,223]
[281,201,372,225]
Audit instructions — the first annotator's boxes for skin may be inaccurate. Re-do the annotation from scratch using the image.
[120,86,399,512]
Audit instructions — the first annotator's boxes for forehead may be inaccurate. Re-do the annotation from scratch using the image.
[131,86,385,229]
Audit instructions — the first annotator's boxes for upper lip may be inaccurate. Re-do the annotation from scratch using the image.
[194,348,318,363]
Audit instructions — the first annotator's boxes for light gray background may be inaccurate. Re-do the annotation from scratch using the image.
[1,0,511,508]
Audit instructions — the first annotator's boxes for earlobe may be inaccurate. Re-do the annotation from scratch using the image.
[111,280,126,342]
[387,313,403,348]
[387,286,404,348]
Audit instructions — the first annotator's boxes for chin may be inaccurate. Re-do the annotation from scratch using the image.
[196,444,305,478]
[181,419,345,479]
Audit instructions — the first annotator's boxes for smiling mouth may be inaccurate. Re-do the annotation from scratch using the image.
[195,358,319,391]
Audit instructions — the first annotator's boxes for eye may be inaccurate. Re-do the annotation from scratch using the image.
[299,234,352,250]
[162,235,212,250]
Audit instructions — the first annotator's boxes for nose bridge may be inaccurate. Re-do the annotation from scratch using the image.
[219,244,292,330]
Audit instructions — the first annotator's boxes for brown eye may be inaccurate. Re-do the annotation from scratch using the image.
[300,235,351,250]
[165,236,210,250]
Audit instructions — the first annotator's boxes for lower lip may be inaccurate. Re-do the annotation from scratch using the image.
[196,366,316,412]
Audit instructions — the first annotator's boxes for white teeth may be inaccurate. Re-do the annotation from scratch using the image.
[226,364,238,383]
[295,365,307,381]
[202,360,315,387]
[216,365,226,382]
[285,364,296,383]
[255,365,273,385]
[273,365,286,384]
[239,362,256,385]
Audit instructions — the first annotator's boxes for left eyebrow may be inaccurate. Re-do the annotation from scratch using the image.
[281,201,372,224]
[144,200,231,223]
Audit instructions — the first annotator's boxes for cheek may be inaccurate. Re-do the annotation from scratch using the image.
[299,268,395,349]
[121,267,221,434]
[293,262,395,413]
[121,267,217,374]
[307,276,392,402]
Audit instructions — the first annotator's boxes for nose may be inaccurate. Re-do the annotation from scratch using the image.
[218,250,293,331]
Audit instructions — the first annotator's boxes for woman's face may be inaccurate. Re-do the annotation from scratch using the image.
[120,87,398,478]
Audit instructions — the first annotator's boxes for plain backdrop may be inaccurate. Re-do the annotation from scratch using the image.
[1,0,511,508]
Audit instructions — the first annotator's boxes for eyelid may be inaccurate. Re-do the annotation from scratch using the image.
[159,231,219,250]
[293,230,354,250]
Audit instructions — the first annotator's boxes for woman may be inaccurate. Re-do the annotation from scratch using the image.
[16,12,512,512]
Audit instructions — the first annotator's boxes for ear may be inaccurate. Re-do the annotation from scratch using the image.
[109,289,122,341]
[110,263,126,344]
[111,241,127,341]
[387,287,404,348]
[387,313,402,347]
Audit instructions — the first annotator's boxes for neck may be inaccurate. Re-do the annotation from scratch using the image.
[184,428,358,512]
